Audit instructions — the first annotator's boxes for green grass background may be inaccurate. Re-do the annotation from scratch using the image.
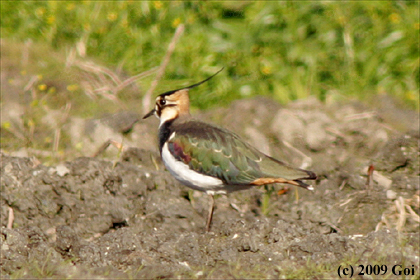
[2,1,419,110]
[1,1,419,160]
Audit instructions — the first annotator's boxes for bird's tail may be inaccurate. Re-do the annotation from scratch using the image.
[251,172,316,191]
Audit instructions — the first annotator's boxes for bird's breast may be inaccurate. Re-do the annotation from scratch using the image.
[161,142,224,193]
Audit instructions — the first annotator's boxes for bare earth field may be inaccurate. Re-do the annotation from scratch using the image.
[1,90,419,278]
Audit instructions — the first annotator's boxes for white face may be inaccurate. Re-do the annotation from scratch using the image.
[154,95,179,126]
[143,89,190,124]
[158,105,179,126]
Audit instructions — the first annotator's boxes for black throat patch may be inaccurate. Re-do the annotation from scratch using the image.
[158,120,174,154]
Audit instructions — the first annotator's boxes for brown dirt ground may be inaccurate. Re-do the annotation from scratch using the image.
[1,96,419,279]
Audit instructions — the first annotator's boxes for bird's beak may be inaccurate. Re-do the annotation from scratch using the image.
[143,108,156,119]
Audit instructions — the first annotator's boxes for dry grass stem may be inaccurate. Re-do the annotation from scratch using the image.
[395,196,406,231]
[77,61,122,85]
[7,206,14,229]
[325,127,346,138]
[114,67,158,93]
[142,24,185,114]
[23,75,38,92]
[281,140,312,169]
[53,128,61,154]
[338,179,347,191]
[376,193,419,232]
[92,139,124,158]
[69,58,155,105]
[4,124,26,141]
[339,198,353,208]
[405,204,420,223]
[375,214,389,231]
[52,102,71,157]
[64,36,171,110]
[65,47,76,68]
[344,112,377,121]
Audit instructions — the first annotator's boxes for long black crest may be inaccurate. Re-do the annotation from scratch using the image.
[159,67,224,97]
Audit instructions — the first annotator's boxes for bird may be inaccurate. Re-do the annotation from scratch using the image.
[143,69,317,232]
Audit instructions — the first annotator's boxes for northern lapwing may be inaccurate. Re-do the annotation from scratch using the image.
[143,69,317,231]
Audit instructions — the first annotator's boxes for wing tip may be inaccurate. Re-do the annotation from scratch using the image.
[304,170,317,180]
[295,180,315,191]
[294,169,317,190]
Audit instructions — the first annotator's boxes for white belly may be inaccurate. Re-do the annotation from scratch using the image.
[161,142,225,194]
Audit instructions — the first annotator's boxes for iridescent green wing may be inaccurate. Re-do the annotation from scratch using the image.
[167,121,261,184]
[167,121,312,185]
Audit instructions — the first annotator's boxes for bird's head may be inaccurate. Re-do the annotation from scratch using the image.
[143,68,223,125]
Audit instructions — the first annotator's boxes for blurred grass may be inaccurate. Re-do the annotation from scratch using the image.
[0,1,418,162]
[1,1,418,110]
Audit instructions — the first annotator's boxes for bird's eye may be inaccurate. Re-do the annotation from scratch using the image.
[159,99,166,106]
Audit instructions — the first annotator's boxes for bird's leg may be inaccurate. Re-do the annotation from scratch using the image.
[206,194,215,232]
